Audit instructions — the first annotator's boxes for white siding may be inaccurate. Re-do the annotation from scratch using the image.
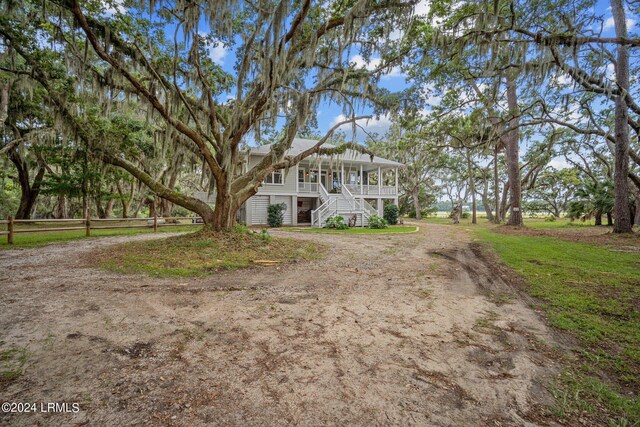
[248,154,297,194]
[274,196,292,225]
[252,196,270,225]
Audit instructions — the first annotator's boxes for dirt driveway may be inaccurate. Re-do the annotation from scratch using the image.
[0,223,561,426]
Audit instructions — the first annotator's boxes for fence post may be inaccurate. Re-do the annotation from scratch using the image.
[85,210,91,237]
[8,215,13,245]
[153,214,157,232]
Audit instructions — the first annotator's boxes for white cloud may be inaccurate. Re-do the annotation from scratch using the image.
[330,114,392,140]
[603,16,636,30]
[414,0,430,17]
[606,63,616,80]
[350,55,403,79]
[198,32,227,65]
[102,0,126,15]
[549,157,570,170]
[554,73,573,86]
[207,41,227,65]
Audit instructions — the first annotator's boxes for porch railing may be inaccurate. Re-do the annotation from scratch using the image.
[297,182,319,193]
[342,184,396,196]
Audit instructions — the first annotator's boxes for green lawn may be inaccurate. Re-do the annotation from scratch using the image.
[0,224,203,249]
[474,227,640,423]
[524,218,600,229]
[289,225,418,234]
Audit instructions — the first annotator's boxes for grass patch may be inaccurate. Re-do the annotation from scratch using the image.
[474,227,640,423]
[0,347,28,383]
[290,225,418,234]
[97,226,325,278]
[0,224,202,249]
[525,218,600,229]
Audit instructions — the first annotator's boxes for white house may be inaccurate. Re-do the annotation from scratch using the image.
[195,138,402,227]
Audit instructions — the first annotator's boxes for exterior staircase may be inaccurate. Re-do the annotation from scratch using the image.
[311,184,378,228]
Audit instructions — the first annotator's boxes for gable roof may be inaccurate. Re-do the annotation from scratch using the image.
[249,138,403,167]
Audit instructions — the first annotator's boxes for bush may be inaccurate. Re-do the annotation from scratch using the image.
[258,229,271,242]
[267,203,287,227]
[232,224,250,234]
[461,212,470,219]
[383,204,399,225]
[324,215,348,230]
[544,215,557,222]
[368,214,388,229]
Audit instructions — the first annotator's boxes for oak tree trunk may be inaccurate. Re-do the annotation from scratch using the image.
[55,195,68,219]
[8,148,45,219]
[481,182,494,222]
[466,149,477,224]
[493,146,500,224]
[634,190,640,225]
[412,186,422,220]
[504,70,523,226]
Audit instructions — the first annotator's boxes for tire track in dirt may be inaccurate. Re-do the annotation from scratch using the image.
[0,223,561,426]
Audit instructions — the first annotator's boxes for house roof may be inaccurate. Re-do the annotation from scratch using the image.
[248,138,403,168]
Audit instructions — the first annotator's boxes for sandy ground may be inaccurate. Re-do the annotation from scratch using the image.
[0,223,562,426]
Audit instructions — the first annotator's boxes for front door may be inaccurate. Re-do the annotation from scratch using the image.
[310,170,329,190]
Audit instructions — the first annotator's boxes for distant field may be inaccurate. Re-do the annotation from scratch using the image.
[421,215,600,228]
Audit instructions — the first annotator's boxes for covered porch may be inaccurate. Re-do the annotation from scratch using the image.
[296,160,399,197]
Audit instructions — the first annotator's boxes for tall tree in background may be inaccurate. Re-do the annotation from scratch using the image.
[610,0,632,232]
[371,116,445,219]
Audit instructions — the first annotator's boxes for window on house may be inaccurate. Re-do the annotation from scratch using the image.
[264,170,284,184]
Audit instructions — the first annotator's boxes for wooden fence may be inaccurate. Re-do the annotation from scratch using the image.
[0,214,204,244]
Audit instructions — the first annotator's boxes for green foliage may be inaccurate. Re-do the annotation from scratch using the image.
[258,229,271,242]
[383,204,399,225]
[407,206,437,218]
[324,215,349,230]
[232,224,250,234]
[567,181,615,221]
[368,214,388,229]
[545,215,557,222]
[267,203,287,228]
[0,178,20,219]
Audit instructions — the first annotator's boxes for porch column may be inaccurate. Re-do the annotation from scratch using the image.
[377,166,381,195]
[341,163,345,187]
[292,195,298,226]
[295,163,299,192]
[394,168,398,196]
[360,164,363,195]
[318,158,322,191]
[377,198,383,216]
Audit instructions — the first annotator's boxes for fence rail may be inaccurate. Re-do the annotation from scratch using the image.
[1,214,204,244]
